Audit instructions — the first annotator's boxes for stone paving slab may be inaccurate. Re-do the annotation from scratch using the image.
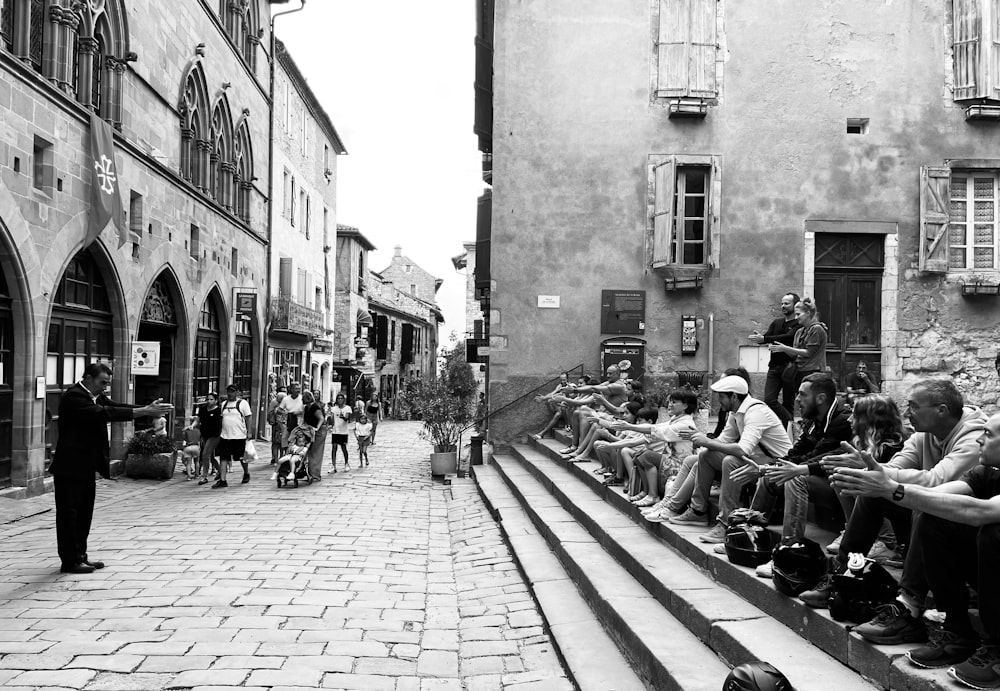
[0,422,569,690]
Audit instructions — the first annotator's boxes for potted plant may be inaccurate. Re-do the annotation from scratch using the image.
[411,378,474,476]
[123,431,177,480]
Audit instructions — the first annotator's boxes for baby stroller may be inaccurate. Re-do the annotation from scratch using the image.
[274,425,314,488]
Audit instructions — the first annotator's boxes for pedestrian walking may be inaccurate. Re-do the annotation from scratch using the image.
[50,362,173,574]
[329,393,352,472]
[196,392,222,485]
[747,292,800,427]
[215,384,252,488]
[366,392,382,444]
[355,414,373,466]
[268,388,288,464]
[180,416,201,480]
[304,390,327,481]
[279,382,305,434]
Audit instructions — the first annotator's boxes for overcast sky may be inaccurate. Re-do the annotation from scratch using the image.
[273,1,485,346]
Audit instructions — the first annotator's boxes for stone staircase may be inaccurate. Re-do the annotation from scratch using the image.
[472,431,956,691]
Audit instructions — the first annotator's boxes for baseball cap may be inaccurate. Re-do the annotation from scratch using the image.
[711,375,749,395]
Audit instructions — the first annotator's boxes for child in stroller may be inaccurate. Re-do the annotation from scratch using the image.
[272,424,314,487]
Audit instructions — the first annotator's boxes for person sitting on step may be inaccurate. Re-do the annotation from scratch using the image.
[799,378,987,646]
[571,401,644,464]
[829,412,1000,689]
[552,366,630,456]
[669,374,792,544]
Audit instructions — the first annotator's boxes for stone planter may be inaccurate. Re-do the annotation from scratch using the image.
[125,452,175,480]
[430,451,458,477]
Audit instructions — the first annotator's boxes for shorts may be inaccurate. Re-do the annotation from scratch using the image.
[217,437,246,462]
[330,434,349,445]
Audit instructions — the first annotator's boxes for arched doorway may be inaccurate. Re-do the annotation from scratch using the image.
[136,275,180,430]
[193,292,223,405]
[45,248,115,463]
[0,268,12,487]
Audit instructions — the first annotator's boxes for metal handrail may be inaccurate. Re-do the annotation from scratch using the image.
[464,363,586,435]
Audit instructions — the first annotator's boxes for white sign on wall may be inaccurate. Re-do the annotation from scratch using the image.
[537,295,561,308]
[131,341,161,375]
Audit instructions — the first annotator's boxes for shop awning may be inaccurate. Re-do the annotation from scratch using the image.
[357,308,374,326]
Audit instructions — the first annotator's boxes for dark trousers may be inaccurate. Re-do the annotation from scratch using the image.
[764,365,794,426]
[839,496,923,599]
[921,514,1000,643]
[54,474,96,567]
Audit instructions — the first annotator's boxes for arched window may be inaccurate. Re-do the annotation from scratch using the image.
[180,63,210,189]
[210,99,233,208]
[233,317,253,398]
[1,0,14,52]
[193,296,222,404]
[28,0,43,72]
[233,119,253,224]
[242,3,259,71]
[70,1,126,126]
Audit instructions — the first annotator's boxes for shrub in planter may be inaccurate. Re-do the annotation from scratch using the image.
[124,432,176,480]
[407,378,474,475]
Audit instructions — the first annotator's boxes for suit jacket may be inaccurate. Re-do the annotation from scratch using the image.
[51,383,137,480]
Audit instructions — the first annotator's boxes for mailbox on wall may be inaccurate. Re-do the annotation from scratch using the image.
[681,314,698,354]
[601,338,646,383]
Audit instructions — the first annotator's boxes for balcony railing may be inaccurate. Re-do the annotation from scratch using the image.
[270,296,324,338]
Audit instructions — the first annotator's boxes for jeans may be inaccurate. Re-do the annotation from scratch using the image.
[692,449,754,521]
[666,453,699,511]
[839,496,923,601]
[751,473,836,542]
[920,514,1000,643]
[764,365,794,426]
[54,474,96,567]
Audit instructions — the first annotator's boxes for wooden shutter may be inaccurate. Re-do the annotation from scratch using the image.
[401,324,414,365]
[689,0,718,97]
[375,316,388,360]
[953,0,982,100]
[651,157,676,267]
[278,257,292,296]
[656,0,691,97]
[919,166,952,273]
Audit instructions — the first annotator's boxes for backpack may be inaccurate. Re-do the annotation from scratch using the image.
[828,554,898,624]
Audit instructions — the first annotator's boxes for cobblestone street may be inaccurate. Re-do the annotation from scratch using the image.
[0,422,571,691]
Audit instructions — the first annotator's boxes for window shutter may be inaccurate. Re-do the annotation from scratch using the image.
[919,166,952,273]
[376,316,388,360]
[401,324,414,365]
[689,0,718,97]
[652,157,676,267]
[656,0,691,97]
[278,258,292,296]
[953,0,983,100]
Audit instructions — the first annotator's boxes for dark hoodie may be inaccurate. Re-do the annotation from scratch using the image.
[785,399,853,477]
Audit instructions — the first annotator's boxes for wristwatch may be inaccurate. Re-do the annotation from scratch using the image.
[891,484,905,502]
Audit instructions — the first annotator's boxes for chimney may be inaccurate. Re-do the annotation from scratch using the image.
[394,245,402,257]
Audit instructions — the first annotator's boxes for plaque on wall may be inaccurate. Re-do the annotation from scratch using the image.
[600,290,646,335]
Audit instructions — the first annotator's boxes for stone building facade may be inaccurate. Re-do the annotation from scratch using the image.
[267,38,344,405]
[0,0,279,493]
[485,0,1000,444]
[454,240,487,395]
[331,223,375,404]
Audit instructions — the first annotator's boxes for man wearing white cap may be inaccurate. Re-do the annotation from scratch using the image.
[671,374,792,543]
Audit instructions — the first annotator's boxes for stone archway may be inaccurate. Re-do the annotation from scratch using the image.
[136,268,188,431]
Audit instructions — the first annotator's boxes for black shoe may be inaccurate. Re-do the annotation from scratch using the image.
[83,559,105,570]
[60,562,95,574]
[242,473,250,484]
[212,480,228,488]
[854,603,927,644]
[198,477,209,485]
[907,624,979,669]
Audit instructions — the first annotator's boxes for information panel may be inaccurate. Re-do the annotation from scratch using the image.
[600,290,646,335]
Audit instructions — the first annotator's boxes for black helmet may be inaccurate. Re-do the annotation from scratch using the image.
[723,661,794,691]
[725,525,780,568]
[771,539,827,597]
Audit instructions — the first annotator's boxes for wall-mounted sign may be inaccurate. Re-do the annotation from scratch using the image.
[466,338,489,363]
[131,341,161,375]
[601,290,646,335]
[235,292,256,321]
[681,314,698,354]
[537,295,560,308]
[313,339,333,354]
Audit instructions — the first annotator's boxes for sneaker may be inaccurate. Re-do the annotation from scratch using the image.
[854,602,928,644]
[755,561,773,578]
[799,572,835,608]
[907,624,979,669]
[699,523,727,544]
[949,645,1000,689]
[867,540,900,564]
[712,543,727,554]
[211,480,228,489]
[635,496,658,507]
[826,530,845,555]
[669,508,708,526]
[641,498,670,515]
[645,507,678,523]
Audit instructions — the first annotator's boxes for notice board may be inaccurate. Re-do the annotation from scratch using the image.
[600,290,646,335]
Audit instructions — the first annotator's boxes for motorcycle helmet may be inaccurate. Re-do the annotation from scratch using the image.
[725,525,781,568]
[723,661,794,691]
[771,538,827,597]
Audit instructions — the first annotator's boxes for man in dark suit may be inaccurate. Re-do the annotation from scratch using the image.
[51,362,173,574]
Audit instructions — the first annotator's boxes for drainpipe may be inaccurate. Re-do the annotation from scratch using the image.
[708,312,715,378]
[258,0,306,435]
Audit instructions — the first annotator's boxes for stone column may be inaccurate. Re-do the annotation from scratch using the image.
[108,59,126,128]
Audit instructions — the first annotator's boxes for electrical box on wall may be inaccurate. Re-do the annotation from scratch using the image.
[600,290,646,334]
[681,314,698,354]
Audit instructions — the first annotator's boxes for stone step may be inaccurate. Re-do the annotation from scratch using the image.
[484,455,733,691]
[516,437,952,691]
[472,465,650,691]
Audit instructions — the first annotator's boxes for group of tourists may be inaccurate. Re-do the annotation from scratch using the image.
[533,292,1000,690]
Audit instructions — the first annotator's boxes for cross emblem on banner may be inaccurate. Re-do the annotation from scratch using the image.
[94,155,116,195]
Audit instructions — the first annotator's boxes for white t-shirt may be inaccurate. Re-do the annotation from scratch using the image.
[354,421,373,438]
[330,405,352,434]
[220,398,252,439]
[279,394,305,418]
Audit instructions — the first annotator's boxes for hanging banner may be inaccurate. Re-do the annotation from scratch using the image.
[88,113,126,248]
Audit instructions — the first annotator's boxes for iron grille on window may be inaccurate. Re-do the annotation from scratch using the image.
[29,0,43,72]
[0,0,13,52]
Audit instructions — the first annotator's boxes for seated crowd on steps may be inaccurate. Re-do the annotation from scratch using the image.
[533,367,1000,691]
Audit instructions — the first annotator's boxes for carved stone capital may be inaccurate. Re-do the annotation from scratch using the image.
[180,126,193,140]
[77,36,98,54]
[196,139,213,152]
[220,161,237,173]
